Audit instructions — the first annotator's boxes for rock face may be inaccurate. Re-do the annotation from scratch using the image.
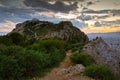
[83,37,120,79]
[10,18,88,42]
[58,64,85,76]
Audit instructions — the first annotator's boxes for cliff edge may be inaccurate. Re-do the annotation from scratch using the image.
[83,37,120,79]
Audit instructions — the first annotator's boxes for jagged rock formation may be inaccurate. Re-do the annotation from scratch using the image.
[10,18,88,42]
[83,37,120,80]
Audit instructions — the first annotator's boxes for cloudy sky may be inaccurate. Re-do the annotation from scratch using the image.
[0,0,120,33]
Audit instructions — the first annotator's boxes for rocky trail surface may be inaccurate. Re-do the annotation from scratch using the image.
[33,50,94,80]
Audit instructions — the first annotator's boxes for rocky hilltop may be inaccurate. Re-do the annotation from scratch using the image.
[83,37,120,79]
[10,18,88,42]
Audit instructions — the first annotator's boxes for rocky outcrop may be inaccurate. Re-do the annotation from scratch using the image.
[58,64,85,76]
[83,37,120,79]
[10,18,88,42]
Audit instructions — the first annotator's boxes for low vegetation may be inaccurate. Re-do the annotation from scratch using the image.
[70,50,116,80]
[66,42,85,52]
[70,51,95,66]
[0,33,67,80]
[0,46,41,79]
[29,38,67,52]
[0,32,116,80]
[85,64,116,80]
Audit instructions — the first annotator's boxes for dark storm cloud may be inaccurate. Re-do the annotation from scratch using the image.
[0,0,96,13]
[0,6,35,22]
[0,0,79,22]
[0,0,80,13]
[24,0,78,13]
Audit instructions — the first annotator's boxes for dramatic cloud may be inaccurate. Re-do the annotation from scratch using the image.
[84,9,120,14]
[0,20,16,32]
[0,0,120,33]
[81,25,120,33]
[101,20,120,26]
[71,20,88,27]
[77,15,92,21]
[0,7,36,22]
[0,0,27,8]
[0,0,99,13]
[24,0,78,13]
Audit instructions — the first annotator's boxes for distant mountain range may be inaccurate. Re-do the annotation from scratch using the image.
[87,32,120,39]
[87,32,120,51]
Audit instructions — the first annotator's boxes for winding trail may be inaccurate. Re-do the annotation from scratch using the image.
[34,50,94,80]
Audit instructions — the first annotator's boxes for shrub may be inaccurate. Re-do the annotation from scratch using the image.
[85,64,116,80]
[0,35,13,46]
[29,38,66,67]
[70,52,95,66]
[9,33,25,46]
[0,55,24,80]
[47,49,66,67]
[0,37,67,80]
[29,38,67,52]
[0,43,66,80]
[0,46,25,80]
[66,42,84,52]
[0,46,46,79]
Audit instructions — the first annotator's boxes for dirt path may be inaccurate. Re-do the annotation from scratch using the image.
[34,50,94,80]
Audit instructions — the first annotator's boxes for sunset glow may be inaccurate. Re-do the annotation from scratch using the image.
[81,25,120,33]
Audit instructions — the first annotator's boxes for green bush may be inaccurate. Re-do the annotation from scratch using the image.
[0,42,66,80]
[70,52,95,66]
[9,33,25,46]
[0,46,46,79]
[0,46,25,80]
[0,55,24,80]
[29,38,66,67]
[0,33,36,47]
[85,64,116,80]
[0,35,13,46]
[0,37,67,80]
[29,38,67,52]
[47,49,66,67]
[66,42,84,52]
